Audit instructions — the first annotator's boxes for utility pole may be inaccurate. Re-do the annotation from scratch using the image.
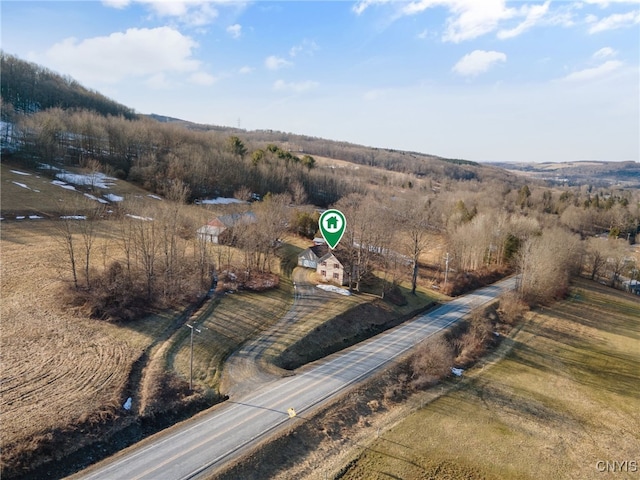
[186,324,201,391]
[443,252,450,290]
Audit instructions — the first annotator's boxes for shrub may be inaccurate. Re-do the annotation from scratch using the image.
[498,291,529,325]
[410,337,455,389]
[453,312,493,366]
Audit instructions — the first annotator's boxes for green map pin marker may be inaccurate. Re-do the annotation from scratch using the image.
[319,209,346,249]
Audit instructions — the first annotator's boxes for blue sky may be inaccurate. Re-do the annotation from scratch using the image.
[1,0,638,163]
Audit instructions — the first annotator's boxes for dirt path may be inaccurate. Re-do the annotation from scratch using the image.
[220,268,334,398]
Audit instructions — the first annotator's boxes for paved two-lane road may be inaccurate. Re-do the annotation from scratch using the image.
[73,276,517,480]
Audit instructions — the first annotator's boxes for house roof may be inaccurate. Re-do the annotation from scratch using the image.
[298,244,329,262]
[318,250,348,267]
[204,212,256,229]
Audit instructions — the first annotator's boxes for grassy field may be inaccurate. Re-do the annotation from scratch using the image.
[171,277,295,389]
[339,278,640,480]
[0,221,175,470]
[0,162,165,217]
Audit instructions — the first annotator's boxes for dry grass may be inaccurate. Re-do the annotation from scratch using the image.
[171,278,295,390]
[0,162,164,218]
[0,221,173,471]
[339,278,640,480]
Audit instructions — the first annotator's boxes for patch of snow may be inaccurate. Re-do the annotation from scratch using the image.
[123,397,132,411]
[104,193,124,202]
[16,216,25,220]
[451,367,464,377]
[29,215,44,219]
[125,214,153,221]
[55,172,116,189]
[11,170,31,176]
[51,180,76,191]
[147,194,163,200]
[60,215,87,220]
[197,197,245,205]
[316,284,352,296]
[493,331,500,337]
[34,189,40,193]
[12,181,30,190]
[38,163,63,171]
[84,193,109,204]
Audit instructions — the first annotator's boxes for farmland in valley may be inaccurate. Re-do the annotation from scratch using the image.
[337,278,640,480]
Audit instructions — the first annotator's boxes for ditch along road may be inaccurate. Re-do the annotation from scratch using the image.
[219,267,335,398]
[73,276,517,480]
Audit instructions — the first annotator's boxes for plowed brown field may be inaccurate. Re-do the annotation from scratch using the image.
[0,221,164,471]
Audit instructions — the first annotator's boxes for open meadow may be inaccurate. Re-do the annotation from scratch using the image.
[339,278,640,480]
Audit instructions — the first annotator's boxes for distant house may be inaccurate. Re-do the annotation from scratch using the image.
[298,245,349,286]
[197,212,255,244]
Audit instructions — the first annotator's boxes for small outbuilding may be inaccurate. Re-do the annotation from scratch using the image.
[197,212,256,244]
[297,244,329,269]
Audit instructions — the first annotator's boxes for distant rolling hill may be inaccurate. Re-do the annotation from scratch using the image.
[491,160,640,187]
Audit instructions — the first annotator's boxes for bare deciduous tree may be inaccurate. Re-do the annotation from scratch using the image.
[517,227,582,305]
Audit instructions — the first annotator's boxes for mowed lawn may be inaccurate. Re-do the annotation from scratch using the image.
[341,278,640,480]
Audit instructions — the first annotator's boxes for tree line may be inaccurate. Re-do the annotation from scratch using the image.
[3,107,359,206]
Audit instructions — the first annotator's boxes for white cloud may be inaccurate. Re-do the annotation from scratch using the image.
[497,1,550,39]
[587,10,640,33]
[189,72,217,86]
[42,27,201,84]
[416,29,430,39]
[352,0,392,15]
[593,47,617,59]
[583,0,640,6]
[397,0,517,43]
[265,55,293,70]
[289,39,319,57]
[146,73,171,89]
[102,0,232,26]
[453,50,507,77]
[238,66,253,74]
[562,60,623,81]
[273,79,318,93]
[102,0,130,8]
[357,0,579,42]
[226,24,242,39]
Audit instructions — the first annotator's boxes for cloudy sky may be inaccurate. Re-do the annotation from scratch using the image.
[1,0,638,163]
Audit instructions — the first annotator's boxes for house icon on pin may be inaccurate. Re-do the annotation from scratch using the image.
[326,215,339,230]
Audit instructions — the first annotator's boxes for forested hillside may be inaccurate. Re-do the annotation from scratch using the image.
[0,53,136,119]
[148,114,505,183]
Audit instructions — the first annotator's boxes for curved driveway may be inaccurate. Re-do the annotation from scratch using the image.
[220,267,334,398]
[73,276,517,480]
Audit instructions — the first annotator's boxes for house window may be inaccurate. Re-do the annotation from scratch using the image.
[321,270,326,277]
[334,263,339,269]
[333,273,339,280]
[321,261,327,267]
